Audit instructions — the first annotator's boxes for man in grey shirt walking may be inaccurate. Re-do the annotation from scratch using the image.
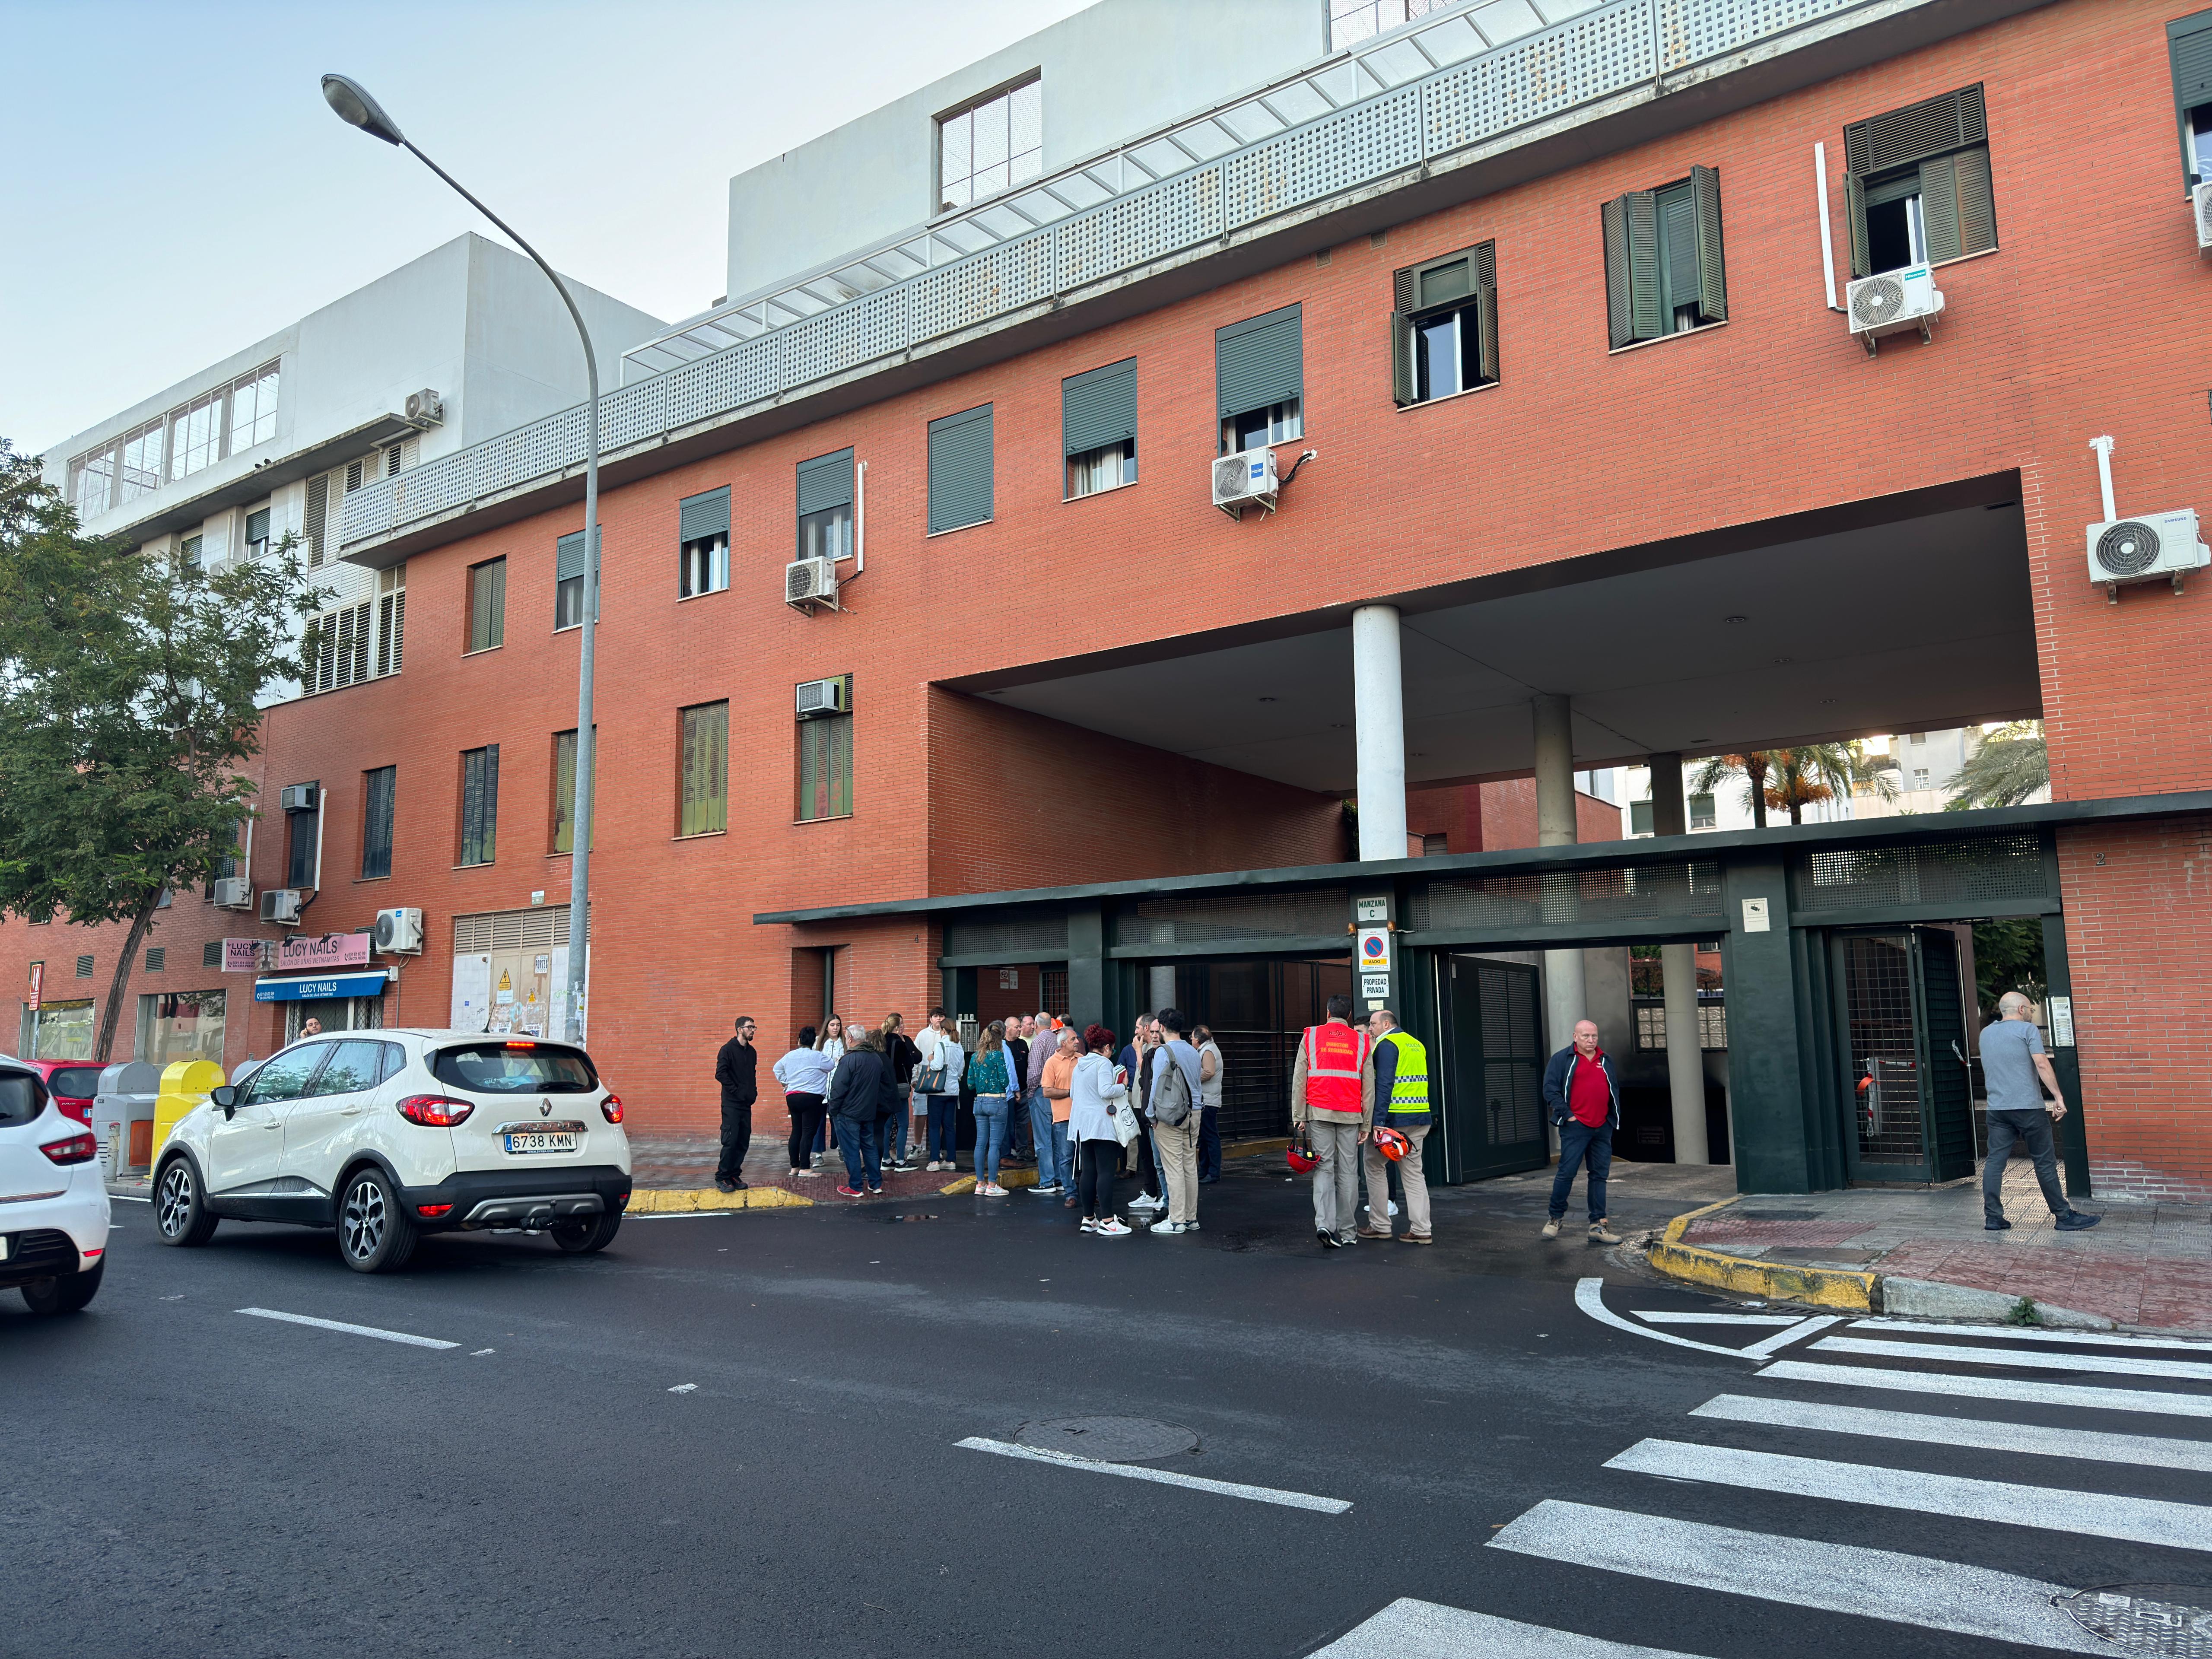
[1980,991,2099,1233]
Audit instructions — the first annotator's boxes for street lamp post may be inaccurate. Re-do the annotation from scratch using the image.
[323,74,598,1043]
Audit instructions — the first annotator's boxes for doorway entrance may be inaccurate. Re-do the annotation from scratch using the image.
[1437,954,1548,1182]
[1834,927,1974,1184]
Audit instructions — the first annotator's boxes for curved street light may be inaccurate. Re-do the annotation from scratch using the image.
[322,73,600,1043]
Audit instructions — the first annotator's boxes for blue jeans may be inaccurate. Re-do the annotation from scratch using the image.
[927,1096,957,1162]
[1549,1119,1613,1222]
[1032,1094,1070,1189]
[1005,1089,1032,1157]
[832,1113,879,1189]
[973,1096,1011,1184]
[1197,1104,1221,1182]
[879,1093,909,1166]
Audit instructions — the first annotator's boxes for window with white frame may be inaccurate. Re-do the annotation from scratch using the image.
[242,503,272,561]
[938,76,1041,211]
[68,363,280,516]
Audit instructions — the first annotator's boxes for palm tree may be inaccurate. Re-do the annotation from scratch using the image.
[1947,721,2048,809]
[1691,750,1775,828]
[1692,743,1897,828]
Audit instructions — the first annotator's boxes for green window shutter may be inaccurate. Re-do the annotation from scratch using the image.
[1215,304,1303,418]
[1844,84,1986,177]
[2174,10,2212,183]
[927,404,993,534]
[1691,165,1727,322]
[1473,241,1499,384]
[1389,266,1416,406]
[1602,194,1634,348]
[1659,186,1699,319]
[1061,359,1137,456]
[1415,256,1471,309]
[796,448,855,516]
[555,529,600,620]
[1954,144,1996,257]
[678,486,729,544]
[1845,170,1870,280]
[1626,191,1662,342]
[1918,151,1962,264]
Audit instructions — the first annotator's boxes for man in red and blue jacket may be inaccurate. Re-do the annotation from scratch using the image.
[1540,1019,1622,1245]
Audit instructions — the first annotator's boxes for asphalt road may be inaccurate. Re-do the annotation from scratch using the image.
[6,1161,2208,1659]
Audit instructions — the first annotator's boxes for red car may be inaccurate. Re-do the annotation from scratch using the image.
[20,1059,103,1128]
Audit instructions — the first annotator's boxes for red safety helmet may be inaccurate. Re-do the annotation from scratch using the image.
[1286,1127,1320,1174]
[1372,1125,1411,1163]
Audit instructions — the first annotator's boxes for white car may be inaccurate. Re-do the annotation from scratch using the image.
[152,1029,631,1273]
[0,1056,111,1313]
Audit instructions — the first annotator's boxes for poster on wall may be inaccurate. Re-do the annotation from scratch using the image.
[450,954,492,1033]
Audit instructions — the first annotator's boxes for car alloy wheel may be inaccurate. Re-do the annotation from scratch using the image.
[156,1163,194,1239]
[340,1173,388,1262]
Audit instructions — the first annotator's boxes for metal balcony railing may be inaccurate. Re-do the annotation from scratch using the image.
[340,0,1882,554]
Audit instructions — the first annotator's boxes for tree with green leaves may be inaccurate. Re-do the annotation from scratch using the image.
[1690,742,1896,828]
[1946,721,2048,810]
[0,441,323,1061]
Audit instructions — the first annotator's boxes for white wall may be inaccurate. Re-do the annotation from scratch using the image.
[724,0,1328,303]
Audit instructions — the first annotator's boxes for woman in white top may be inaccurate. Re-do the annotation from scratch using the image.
[915,1010,966,1171]
[772,1027,836,1176]
[806,1014,846,1162]
[1068,1024,1132,1236]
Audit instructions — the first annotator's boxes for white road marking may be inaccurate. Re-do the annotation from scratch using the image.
[629,1210,733,1220]
[236,1307,458,1350]
[470,1348,496,1357]
[1761,1360,2212,1417]
[1576,1279,1755,1358]
[1741,1315,1843,1358]
[111,1193,150,1203]
[1815,1335,2212,1383]
[957,1437,1350,1514]
[1634,1312,1805,1327]
[1488,1499,2107,1653]
[1606,1438,2212,1553]
[1852,1318,2212,1352]
[1692,1394,2212,1473]
[1309,1599,1716,1658]
[667,1383,698,1394]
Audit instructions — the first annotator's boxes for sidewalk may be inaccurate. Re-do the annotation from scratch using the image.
[1656,1165,2212,1334]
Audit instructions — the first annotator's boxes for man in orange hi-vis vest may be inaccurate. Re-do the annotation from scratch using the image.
[1290,992,1376,1250]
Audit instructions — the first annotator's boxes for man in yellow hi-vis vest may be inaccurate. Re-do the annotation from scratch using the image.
[1359,1008,1433,1245]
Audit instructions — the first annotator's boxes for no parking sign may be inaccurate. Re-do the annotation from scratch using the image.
[1357,929,1393,973]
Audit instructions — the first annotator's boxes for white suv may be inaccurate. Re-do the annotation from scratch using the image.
[0,1057,111,1313]
[152,1030,631,1273]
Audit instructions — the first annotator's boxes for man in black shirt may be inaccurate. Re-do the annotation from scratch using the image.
[714,1016,759,1192]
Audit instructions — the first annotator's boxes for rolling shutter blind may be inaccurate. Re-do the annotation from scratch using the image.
[1215,304,1302,418]
[797,449,854,515]
[1061,359,1137,456]
[927,405,993,534]
[2175,10,2212,182]
[1691,165,1727,322]
[1602,192,1662,348]
[555,529,599,620]
[678,486,729,544]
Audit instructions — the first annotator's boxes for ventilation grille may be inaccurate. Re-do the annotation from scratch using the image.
[1213,456,1249,497]
[451,904,588,954]
[1850,274,1907,329]
[1410,861,1723,931]
[1119,889,1348,944]
[943,910,1071,958]
[1794,833,2047,912]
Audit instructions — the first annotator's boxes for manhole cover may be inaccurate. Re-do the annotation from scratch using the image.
[2058,1584,2212,1656]
[1015,1416,1198,1463]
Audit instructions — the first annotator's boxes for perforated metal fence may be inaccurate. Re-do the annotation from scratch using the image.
[340,0,1883,553]
[942,910,1072,959]
[1792,831,2048,913]
[1118,888,1350,945]
[1409,858,1724,932]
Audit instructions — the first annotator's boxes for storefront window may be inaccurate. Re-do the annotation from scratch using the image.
[22,999,95,1060]
[139,990,226,1066]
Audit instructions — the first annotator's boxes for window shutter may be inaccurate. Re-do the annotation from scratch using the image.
[1389,266,1417,407]
[1691,165,1727,322]
[377,590,404,677]
[796,448,855,515]
[1415,255,1471,309]
[1660,189,1699,315]
[1626,191,1662,342]
[1214,304,1303,418]
[927,404,994,534]
[1061,360,1137,456]
[1473,242,1499,385]
[1917,152,1961,264]
[555,529,600,620]
[303,474,328,569]
[1602,195,1634,349]
[1844,84,1986,176]
[2174,10,2212,182]
[678,486,730,544]
[1954,145,1996,257]
[1845,170,1870,280]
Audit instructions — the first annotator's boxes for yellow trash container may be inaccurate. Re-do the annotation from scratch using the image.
[151,1059,226,1161]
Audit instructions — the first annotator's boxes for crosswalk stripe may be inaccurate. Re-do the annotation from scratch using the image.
[955,1438,1351,1513]
[1309,1599,1717,1659]
[1853,1318,2212,1353]
[1740,1315,1843,1358]
[1693,1393,2212,1474]
[1815,1335,2212,1383]
[1634,1312,1806,1326]
[1606,1438,2212,1553]
[1761,1360,2212,1417]
[1488,1498,2108,1653]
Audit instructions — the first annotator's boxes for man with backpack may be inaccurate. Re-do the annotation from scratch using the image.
[1145,1008,1207,1235]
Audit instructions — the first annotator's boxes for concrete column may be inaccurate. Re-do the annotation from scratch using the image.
[1648,752,1710,1164]
[1353,605,1408,862]
[1147,964,1176,1014]
[1531,695,1585,1050]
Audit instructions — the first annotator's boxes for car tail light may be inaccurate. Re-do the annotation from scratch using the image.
[416,1203,454,1218]
[396,1095,474,1127]
[504,1040,536,1050]
[40,1132,98,1166]
[600,1093,624,1124]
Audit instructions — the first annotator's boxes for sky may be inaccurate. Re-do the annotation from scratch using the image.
[0,0,1095,456]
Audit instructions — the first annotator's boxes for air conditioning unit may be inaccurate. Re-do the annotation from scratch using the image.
[213,877,253,911]
[278,783,318,813]
[785,556,838,611]
[795,677,849,719]
[259,889,302,925]
[2086,509,2209,597]
[373,906,424,954]
[1846,265,1945,354]
[403,388,445,428]
[2193,181,2212,252]
[1213,446,1279,518]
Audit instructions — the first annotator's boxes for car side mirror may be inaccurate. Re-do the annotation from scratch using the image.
[211,1084,238,1118]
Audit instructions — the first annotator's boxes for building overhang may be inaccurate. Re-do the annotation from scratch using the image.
[98,413,423,546]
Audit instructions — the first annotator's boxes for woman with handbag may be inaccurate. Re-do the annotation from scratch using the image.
[968,1021,1017,1195]
[915,1008,964,1170]
[1069,1024,1133,1236]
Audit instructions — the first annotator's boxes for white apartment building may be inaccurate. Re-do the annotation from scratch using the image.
[45,233,664,704]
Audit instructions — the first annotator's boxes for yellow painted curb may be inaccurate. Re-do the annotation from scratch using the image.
[627,1185,813,1213]
[1647,1193,1877,1311]
[940,1166,1040,1196]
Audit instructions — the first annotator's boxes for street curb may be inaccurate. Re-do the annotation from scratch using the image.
[1881,1274,2114,1329]
[628,1186,813,1213]
[1645,1195,1880,1311]
[940,1167,1041,1195]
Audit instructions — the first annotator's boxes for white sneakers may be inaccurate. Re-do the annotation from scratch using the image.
[1093,1217,1131,1236]
[1128,1192,1163,1211]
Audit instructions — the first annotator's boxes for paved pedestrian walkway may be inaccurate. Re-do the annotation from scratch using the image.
[1674,1166,2212,1333]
